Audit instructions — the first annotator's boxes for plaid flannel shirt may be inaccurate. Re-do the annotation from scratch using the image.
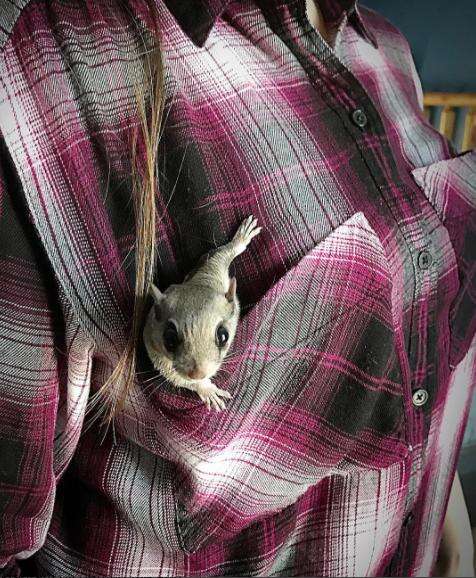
[0,0,475,575]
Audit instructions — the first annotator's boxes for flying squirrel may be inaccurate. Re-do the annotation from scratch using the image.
[143,216,262,411]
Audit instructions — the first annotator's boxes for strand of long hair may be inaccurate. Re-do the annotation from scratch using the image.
[87,6,165,430]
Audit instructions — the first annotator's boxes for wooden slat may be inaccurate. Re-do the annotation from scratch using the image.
[439,106,456,140]
[462,107,476,151]
[424,92,476,107]
[423,93,476,152]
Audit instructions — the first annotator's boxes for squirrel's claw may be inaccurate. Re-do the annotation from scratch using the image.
[196,380,232,412]
[232,215,262,255]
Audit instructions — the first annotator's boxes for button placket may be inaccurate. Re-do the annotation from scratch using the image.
[409,236,438,412]
[409,250,432,415]
[279,3,437,448]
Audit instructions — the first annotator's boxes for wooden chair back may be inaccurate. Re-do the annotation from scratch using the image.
[423,92,476,152]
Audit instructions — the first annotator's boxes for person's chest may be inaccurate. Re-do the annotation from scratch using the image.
[144,1,455,349]
[2,0,467,433]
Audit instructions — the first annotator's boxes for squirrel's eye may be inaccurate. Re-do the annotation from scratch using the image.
[216,325,229,348]
[163,322,179,353]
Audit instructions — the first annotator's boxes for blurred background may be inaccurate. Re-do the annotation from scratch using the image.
[363,0,476,542]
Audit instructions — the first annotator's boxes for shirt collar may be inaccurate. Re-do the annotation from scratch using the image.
[162,0,378,49]
[162,0,231,47]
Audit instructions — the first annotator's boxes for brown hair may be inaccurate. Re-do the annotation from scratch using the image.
[89,9,165,427]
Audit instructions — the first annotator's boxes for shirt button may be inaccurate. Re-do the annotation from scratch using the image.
[412,388,429,407]
[417,250,433,270]
[351,108,368,128]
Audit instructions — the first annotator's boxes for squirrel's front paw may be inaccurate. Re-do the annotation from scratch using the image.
[232,215,262,255]
[195,379,232,412]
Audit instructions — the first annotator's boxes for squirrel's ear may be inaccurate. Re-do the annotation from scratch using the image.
[225,277,237,303]
[150,283,164,303]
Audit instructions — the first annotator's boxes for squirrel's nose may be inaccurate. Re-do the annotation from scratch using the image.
[187,366,207,380]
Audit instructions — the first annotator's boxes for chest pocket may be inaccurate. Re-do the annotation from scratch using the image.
[139,211,409,553]
[411,150,476,369]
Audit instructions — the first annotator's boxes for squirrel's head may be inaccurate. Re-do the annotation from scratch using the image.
[147,281,239,381]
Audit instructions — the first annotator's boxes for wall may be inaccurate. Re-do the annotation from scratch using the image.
[362,0,476,92]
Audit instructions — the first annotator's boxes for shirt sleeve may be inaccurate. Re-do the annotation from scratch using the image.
[0,138,62,570]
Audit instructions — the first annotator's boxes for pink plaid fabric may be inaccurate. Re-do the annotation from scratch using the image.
[0,1,475,575]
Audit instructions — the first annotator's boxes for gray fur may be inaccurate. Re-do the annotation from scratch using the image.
[143,215,261,411]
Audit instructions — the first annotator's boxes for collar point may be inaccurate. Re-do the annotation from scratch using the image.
[188,30,211,48]
[366,30,379,50]
[163,0,228,48]
[352,5,379,49]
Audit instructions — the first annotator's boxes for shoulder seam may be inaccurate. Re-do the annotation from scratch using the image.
[0,0,33,52]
